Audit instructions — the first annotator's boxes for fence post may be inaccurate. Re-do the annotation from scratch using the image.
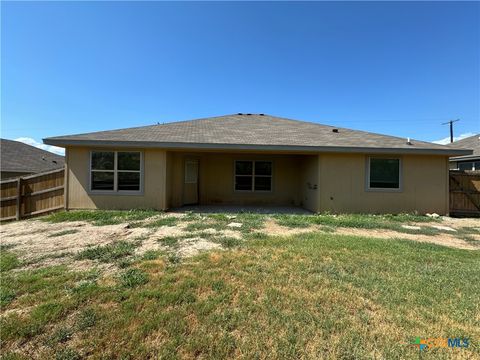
[15,177,22,220]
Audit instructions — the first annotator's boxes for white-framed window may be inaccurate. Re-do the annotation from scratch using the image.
[90,151,142,193]
[367,157,401,191]
[234,160,272,192]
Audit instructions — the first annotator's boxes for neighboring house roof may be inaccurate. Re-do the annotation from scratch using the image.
[0,139,64,174]
[447,134,480,161]
[44,114,471,156]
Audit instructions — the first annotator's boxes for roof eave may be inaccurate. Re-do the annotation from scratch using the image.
[43,138,472,156]
[450,154,480,161]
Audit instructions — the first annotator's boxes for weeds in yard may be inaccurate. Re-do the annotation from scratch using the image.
[145,217,178,228]
[129,216,179,228]
[0,243,15,251]
[0,251,20,272]
[184,220,228,232]
[272,213,452,238]
[210,236,242,248]
[43,209,159,226]
[47,229,79,238]
[75,241,138,263]
[235,213,267,233]
[456,233,480,244]
[24,252,73,267]
[119,268,148,288]
[2,210,479,358]
[116,258,135,269]
[275,212,439,230]
[158,236,181,247]
[0,232,479,359]
[142,250,163,260]
[55,347,81,360]
[182,213,266,233]
[50,326,74,344]
[167,254,181,265]
[0,288,16,307]
[75,308,97,331]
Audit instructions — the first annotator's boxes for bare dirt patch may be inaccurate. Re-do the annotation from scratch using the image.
[262,219,318,236]
[1,214,477,276]
[334,228,478,250]
[0,216,244,272]
[259,218,480,250]
[176,238,222,257]
[439,217,480,228]
[0,220,154,270]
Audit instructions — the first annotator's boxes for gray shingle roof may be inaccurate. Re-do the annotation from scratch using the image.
[448,134,480,160]
[0,139,64,174]
[43,114,471,156]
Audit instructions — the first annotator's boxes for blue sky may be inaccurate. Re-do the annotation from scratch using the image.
[2,1,479,154]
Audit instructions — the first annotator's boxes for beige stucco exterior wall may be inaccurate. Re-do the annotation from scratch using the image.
[318,153,449,215]
[67,147,167,210]
[299,155,320,212]
[66,147,450,215]
[166,152,304,208]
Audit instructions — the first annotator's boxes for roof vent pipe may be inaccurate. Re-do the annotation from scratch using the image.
[407,138,412,145]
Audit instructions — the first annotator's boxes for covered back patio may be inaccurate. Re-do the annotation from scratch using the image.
[165,151,319,212]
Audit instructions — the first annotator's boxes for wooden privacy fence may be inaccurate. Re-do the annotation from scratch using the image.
[449,170,480,217]
[0,168,64,221]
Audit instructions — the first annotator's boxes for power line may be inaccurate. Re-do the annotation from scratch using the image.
[441,119,460,143]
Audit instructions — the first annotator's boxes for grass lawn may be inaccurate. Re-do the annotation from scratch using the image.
[1,218,479,359]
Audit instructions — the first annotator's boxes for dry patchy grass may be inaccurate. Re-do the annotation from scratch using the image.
[1,231,479,359]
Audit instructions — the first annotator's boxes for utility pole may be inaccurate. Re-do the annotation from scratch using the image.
[441,119,460,143]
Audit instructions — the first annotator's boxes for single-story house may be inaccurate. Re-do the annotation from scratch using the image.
[43,114,472,214]
[0,138,64,180]
[447,134,479,171]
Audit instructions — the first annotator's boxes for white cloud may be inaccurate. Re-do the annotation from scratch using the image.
[14,137,65,156]
[432,132,476,145]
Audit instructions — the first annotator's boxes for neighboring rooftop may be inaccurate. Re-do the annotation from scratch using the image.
[44,114,471,156]
[0,139,64,174]
[448,134,480,161]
